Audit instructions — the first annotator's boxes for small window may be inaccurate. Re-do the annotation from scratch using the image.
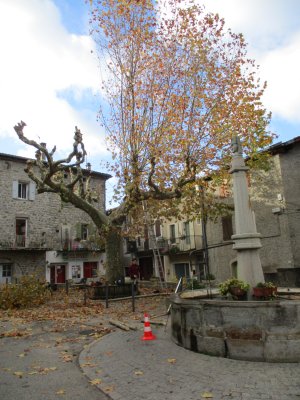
[18,182,28,199]
[155,219,161,237]
[72,265,81,279]
[2,264,12,277]
[222,215,233,241]
[16,218,27,247]
[170,224,176,244]
[13,181,35,200]
[184,221,191,245]
[81,224,88,240]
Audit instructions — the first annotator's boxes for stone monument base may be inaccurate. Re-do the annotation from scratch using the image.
[170,293,300,362]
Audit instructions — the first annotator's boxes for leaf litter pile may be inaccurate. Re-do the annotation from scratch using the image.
[0,288,168,337]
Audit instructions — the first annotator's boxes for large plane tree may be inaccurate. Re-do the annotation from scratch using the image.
[15,0,273,281]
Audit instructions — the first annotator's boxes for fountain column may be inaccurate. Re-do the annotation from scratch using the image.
[229,136,265,288]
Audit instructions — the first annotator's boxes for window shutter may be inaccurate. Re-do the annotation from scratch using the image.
[29,182,36,200]
[12,181,18,198]
[87,224,96,240]
[75,223,82,239]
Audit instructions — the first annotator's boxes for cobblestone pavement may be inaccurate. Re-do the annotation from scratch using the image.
[80,324,300,400]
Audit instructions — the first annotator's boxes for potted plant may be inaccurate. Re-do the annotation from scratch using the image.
[218,277,250,300]
[253,282,277,299]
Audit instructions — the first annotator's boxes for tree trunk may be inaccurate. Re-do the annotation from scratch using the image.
[105,226,124,283]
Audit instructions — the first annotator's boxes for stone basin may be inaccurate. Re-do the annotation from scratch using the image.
[170,292,300,362]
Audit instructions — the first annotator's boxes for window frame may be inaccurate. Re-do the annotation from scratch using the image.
[2,264,12,278]
[18,182,28,199]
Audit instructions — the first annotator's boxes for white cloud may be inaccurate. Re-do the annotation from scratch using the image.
[260,33,300,122]
[0,0,108,158]
[1,0,300,158]
[201,0,300,125]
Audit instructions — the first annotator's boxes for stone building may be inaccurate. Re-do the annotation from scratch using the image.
[130,136,300,287]
[0,152,111,284]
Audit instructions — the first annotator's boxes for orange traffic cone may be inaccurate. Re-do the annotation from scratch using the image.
[141,313,156,341]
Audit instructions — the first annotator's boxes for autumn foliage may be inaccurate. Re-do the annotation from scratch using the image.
[13,0,274,282]
[90,0,273,217]
[0,275,49,310]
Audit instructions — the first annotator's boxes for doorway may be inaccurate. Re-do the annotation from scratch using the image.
[174,263,190,279]
[50,265,66,284]
[139,257,153,280]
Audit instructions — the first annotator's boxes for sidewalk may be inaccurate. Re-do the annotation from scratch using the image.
[80,324,300,400]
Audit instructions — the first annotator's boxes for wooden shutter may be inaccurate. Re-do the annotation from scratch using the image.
[12,181,18,198]
[29,182,36,200]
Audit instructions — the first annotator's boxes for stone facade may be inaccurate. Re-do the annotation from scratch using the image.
[170,293,300,362]
[133,137,300,287]
[207,137,300,286]
[0,152,111,284]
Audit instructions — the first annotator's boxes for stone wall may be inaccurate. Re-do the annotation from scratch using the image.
[0,155,107,248]
[0,154,109,280]
[0,250,46,281]
[205,142,300,284]
[171,294,300,362]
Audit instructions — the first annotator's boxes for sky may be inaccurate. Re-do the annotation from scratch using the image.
[0,0,300,204]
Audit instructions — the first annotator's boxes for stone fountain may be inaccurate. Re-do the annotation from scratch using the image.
[230,136,264,289]
[170,137,300,362]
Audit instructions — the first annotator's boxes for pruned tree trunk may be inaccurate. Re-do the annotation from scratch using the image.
[105,226,124,283]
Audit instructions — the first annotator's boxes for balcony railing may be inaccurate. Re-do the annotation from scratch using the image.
[0,237,100,251]
[136,236,203,254]
[15,235,26,247]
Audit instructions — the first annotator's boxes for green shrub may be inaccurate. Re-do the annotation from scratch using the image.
[218,277,250,296]
[255,281,276,288]
[0,275,50,310]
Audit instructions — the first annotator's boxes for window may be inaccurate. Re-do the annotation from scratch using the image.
[12,181,35,200]
[18,182,28,199]
[169,224,176,244]
[155,220,161,237]
[184,221,191,245]
[222,215,233,241]
[174,263,190,279]
[81,224,88,240]
[16,218,27,247]
[71,265,81,279]
[2,264,12,278]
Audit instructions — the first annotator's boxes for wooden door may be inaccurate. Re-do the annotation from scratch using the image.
[56,265,66,283]
[83,262,97,278]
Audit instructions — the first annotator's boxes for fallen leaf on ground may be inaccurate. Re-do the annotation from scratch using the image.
[134,370,144,376]
[104,385,115,393]
[90,378,102,385]
[81,362,97,367]
[167,358,176,364]
[201,392,213,398]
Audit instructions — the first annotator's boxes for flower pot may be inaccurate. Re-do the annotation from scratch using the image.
[253,286,277,299]
[229,286,248,300]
